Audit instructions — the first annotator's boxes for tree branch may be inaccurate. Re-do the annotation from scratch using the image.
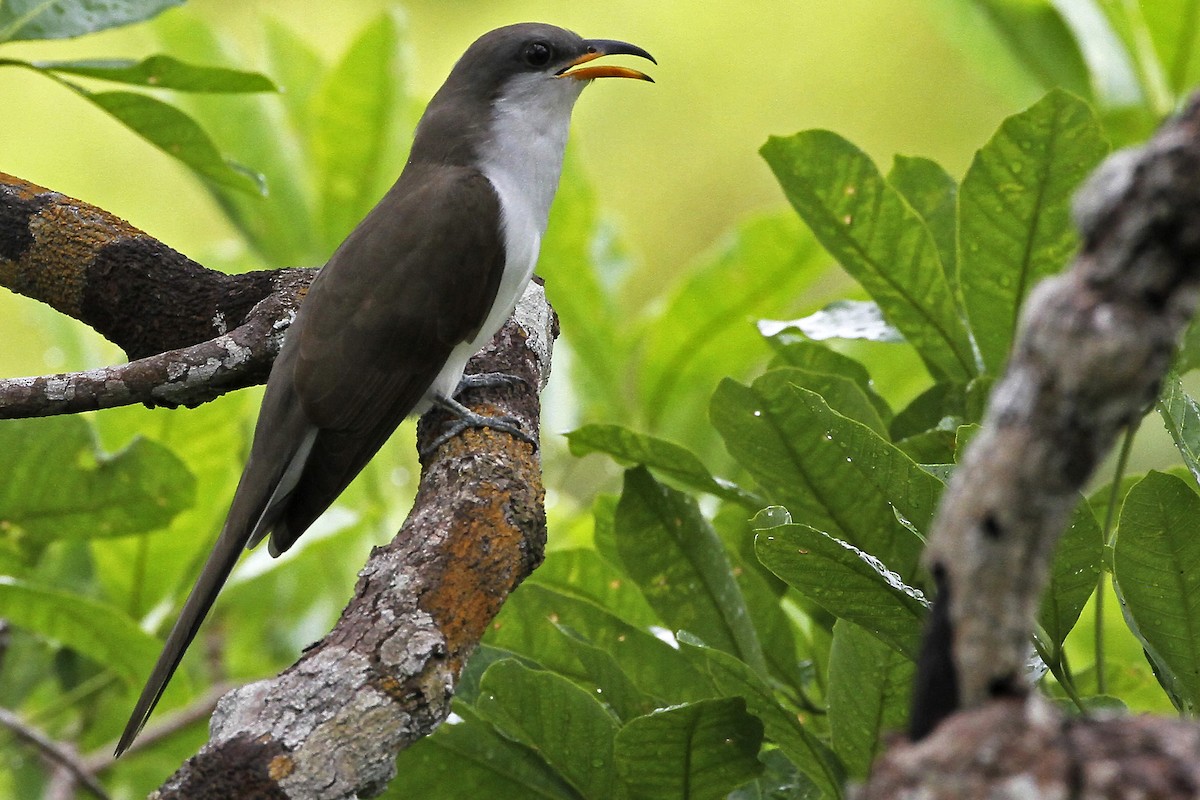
[0,706,111,800]
[1,174,557,798]
[896,91,1200,787]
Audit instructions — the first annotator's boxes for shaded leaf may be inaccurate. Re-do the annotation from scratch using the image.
[887,155,959,295]
[614,698,764,800]
[615,468,767,675]
[764,333,893,425]
[827,621,913,778]
[393,703,579,799]
[1038,500,1102,649]
[477,660,625,800]
[530,547,659,629]
[556,625,657,722]
[1113,471,1200,712]
[680,639,845,799]
[756,525,927,660]
[0,578,160,686]
[0,416,194,544]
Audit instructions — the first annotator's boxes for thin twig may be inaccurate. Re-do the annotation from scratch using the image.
[0,706,110,800]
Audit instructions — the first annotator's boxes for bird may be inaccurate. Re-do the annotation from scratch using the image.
[115,22,654,756]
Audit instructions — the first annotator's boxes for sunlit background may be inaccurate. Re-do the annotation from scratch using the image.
[0,0,1022,379]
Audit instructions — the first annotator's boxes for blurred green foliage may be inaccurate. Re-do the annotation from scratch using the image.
[3,1,1200,798]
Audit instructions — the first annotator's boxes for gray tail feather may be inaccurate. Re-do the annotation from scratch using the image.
[114,428,317,756]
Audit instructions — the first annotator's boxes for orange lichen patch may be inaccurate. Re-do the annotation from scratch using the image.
[0,172,52,201]
[267,754,295,781]
[5,196,145,314]
[376,675,407,701]
[423,488,526,654]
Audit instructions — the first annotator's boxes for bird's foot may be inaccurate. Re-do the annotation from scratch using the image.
[454,371,530,394]
[421,394,535,457]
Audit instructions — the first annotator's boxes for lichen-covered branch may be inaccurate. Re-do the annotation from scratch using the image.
[910,96,1200,735]
[0,174,557,798]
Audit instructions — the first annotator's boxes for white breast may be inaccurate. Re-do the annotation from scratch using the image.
[422,73,585,407]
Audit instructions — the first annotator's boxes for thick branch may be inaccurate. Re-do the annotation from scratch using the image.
[1,174,557,797]
[149,286,555,799]
[911,97,1200,732]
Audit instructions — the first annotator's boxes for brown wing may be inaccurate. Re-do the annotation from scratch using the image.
[267,164,508,551]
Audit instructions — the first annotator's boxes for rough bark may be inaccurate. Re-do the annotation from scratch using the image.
[889,90,1200,797]
[0,174,557,798]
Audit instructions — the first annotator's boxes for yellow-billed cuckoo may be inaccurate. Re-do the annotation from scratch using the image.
[115,22,654,756]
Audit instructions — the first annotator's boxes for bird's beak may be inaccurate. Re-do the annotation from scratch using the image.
[557,39,656,82]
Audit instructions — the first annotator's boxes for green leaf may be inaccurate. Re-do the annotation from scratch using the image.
[1050,0,1144,109]
[756,525,927,660]
[0,416,194,544]
[65,84,264,194]
[555,625,657,722]
[1038,500,1102,649]
[25,56,276,92]
[0,0,182,43]
[614,698,764,800]
[476,660,625,800]
[310,10,412,253]
[918,0,1091,99]
[567,425,763,508]
[728,749,821,800]
[761,130,975,380]
[0,578,160,686]
[958,90,1108,373]
[153,12,318,264]
[394,703,579,799]
[764,334,893,426]
[637,213,830,439]
[887,155,960,297]
[827,621,913,779]
[1113,471,1200,712]
[530,547,659,629]
[614,468,767,675]
[711,373,929,576]
[679,639,845,799]
[1156,373,1200,486]
[488,583,713,705]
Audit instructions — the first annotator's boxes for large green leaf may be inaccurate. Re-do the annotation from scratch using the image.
[21,56,275,92]
[958,90,1108,373]
[826,621,913,779]
[392,703,578,799]
[614,468,767,675]
[488,583,713,705]
[1113,471,1200,712]
[917,0,1091,99]
[555,625,657,722]
[710,373,928,576]
[155,12,319,264]
[1038,500,1102,649]
[0,578,160,686]
[887,154,959,297]
[310,10,412,254]
[476,660,625,800]
[567,425,763,508]
[0,0,181,43]
[60,82,264,194]
[529,547,659,629]
[614,698,764,800]
[761,130,975,381]
[763,334,893,426]
[0,416,194,544]
[680,639,845,799]
[755,525,927,660]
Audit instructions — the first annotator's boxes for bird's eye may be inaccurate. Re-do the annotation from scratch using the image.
[523,41,553,67]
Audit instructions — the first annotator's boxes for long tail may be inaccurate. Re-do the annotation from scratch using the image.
[114,422,317,756]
